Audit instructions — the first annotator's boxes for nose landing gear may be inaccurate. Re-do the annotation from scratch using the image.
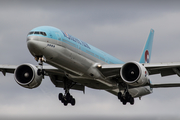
[35,56,46,78]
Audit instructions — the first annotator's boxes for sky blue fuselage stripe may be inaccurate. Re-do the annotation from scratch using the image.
[29,26,124,64]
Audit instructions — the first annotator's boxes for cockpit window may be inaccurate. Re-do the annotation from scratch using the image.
[28,31,34,35]
[28,31,47,36]
[40,32,47,36]
[34,31,39,34]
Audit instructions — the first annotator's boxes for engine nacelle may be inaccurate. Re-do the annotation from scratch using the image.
[14,63,43,89]
[120,61,149,86]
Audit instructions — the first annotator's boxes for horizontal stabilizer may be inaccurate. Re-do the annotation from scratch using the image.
[150,83,180,88]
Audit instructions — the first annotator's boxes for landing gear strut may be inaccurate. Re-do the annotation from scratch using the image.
[118,91,134,105]
[35,56,76,106]
[58,77,76,106]
[36,56,46,76]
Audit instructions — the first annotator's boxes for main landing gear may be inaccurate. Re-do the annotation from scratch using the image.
[59,92,75,106]
[58,77,76,106]
[35,56,76,106]
[118,91,134,105]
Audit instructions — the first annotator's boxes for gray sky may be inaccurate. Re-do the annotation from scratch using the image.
[1,0,180,119]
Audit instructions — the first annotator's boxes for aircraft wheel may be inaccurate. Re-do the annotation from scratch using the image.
[129,97,134,105]
[69,95,73,102]
[71,98,76,106]
[58,93,63,101]
[66,93,72,102]
[125,92,131,102]
[61,97,65,103]
[58,91,76,106]
[122,99,127,105]
[63,100,68,106]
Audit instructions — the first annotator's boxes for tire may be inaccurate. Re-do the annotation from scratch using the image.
[64,100,68,106]
[122,100,127,105]
[71,98,76,106]
[58,93,63,101]
[66,95,72,102]
[130,97,134,105]
[118,92,123,102]
[125,92,130,102]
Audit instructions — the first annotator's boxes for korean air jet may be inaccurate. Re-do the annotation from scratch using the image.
[1,26,180,106]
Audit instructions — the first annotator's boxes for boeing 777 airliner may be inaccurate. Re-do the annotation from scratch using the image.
[1,26,180,106]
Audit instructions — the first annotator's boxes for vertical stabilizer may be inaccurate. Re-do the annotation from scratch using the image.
[139,29,154,63]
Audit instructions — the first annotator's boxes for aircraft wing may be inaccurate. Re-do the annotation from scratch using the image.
[100,62,180,78]
[1,62,180,92]
[144,62,180,76]
[0,65,17,75]
[0,65,85,92]
[0,65,60,76]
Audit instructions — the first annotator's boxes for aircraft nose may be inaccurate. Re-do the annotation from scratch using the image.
[27,36,43,56]
[27,36,39,42]
[27,36,39,51]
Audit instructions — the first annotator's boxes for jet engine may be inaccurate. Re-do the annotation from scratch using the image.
[14,63,43,89]
[120,61,150,86]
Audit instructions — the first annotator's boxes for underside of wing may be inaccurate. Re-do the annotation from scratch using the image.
[99,64,123,78]
[150,83,180,88]
[48,73,85,92]
[144,62,180,77]
[0,65,17,75]
[44,66,85,92]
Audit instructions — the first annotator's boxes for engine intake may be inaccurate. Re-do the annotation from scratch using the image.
[120,61,149,86]
[14,63,42,89]
[121,62,140,82]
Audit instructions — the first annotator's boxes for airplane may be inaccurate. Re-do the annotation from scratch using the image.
[1,26,180,106]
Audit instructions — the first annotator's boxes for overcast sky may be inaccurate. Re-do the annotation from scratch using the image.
[1,0,180,120]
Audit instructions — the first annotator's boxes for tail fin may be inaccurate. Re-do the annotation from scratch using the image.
[139,29,154,63]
